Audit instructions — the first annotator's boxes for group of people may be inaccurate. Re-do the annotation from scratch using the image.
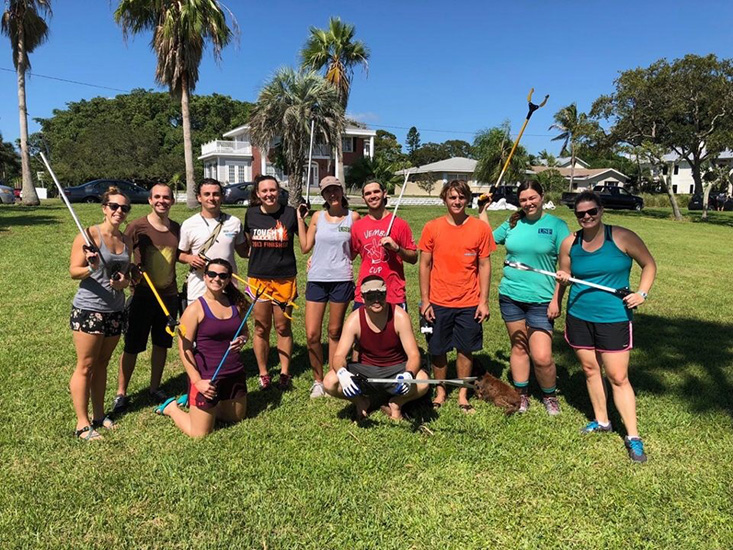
[67,174,656,463]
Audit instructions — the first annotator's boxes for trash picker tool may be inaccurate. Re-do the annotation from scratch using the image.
[305,118,315,207]
[355,373,477,390]
[504,260,632,298]
[137,267,185,337]
[386,170,411,237]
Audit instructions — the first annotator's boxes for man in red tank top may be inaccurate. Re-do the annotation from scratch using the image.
[324,276,428,420]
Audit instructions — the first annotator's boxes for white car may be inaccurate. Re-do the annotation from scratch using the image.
[0,185,16,204]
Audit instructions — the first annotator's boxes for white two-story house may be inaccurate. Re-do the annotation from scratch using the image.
[199,124,377,189]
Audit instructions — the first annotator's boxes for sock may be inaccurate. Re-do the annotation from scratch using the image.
[541,386,556,397]
[514,380,529,395]
[597,419,611,428]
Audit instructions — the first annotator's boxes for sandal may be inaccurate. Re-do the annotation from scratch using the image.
[176,394,189,408]
[91,416,116,430]
[75,425,103,441]
[154,397,177,416]
[431,400,444,410]
[459,403,476,415]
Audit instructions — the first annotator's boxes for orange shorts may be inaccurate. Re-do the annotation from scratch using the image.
[247,276,298,305]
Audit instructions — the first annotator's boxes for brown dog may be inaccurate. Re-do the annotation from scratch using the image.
[473,372,521,415]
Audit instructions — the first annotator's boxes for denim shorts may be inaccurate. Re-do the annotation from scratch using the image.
[498,294,554,332]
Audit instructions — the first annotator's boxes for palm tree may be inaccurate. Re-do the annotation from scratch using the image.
[549,103,594,191]
[301,17,369,179]
[2,0,51,206]
[473,125,530,186]
[114,0,235,208]
[249,68,345,207]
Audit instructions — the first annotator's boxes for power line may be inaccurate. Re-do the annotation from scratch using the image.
[0,67,131,93]
[378,123,554,138]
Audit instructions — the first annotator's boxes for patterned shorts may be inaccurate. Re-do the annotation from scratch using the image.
[70,307,127,337]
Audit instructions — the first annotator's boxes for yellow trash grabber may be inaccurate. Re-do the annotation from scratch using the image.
[132,265,186,337]
[479,88,549,205]
[198,253,299,320]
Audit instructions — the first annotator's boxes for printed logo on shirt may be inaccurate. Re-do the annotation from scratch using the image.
[251,221,289,248]
[338,226,351,233]
[538,228,553,235]
[224,230,239,238]
[464,252,477,256]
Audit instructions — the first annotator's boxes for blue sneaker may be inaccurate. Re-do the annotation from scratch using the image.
[580,420,613,434]
[624,436,648,463]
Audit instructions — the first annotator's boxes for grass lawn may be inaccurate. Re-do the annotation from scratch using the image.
[1,201,732,549]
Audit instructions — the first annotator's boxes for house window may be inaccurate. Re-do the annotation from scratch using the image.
[228,165,236,183]
[673,185,678,193]
[662,165,668,175]
[673,165,679,175]
[689,185,694,193]
[342,137,354,153]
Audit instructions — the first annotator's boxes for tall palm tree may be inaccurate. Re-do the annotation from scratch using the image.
[301,17,369,179]
[249,68,345,207]
[549,103,593,191]
[114,0,235,208]
[2,0,51,206]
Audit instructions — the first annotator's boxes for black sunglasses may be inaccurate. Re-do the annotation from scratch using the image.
[364,290,387,302]
[205,270,231,280]
[105,202,131,213]
[575,207,599,219]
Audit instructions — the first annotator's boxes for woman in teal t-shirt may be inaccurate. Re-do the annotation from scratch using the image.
[490,181,570,416]
[557,191,656,463]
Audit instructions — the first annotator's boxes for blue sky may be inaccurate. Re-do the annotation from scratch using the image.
[2,0,733,156]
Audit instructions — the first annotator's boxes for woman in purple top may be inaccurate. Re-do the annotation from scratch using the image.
[155,258,250,438]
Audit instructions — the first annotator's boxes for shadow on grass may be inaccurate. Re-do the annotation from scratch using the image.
[553,313,733,423]
[0,205,61,232]
[610,207,733,227]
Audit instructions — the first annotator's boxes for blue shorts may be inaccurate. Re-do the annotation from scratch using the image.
[498,294,554,333]
[305,280,355,303]
[428,304,483,355]
[353,301,407,312]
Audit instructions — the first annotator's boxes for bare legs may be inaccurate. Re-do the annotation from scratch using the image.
[160,397,247,439]
[575,349,638,437]
[504,320,557,391]
[70,331,120,432]
[253,301,293,377]
[117,345,167,396]
[305,300,349,383]
[431,351,473,407]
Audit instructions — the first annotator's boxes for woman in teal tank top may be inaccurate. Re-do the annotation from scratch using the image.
[557,191,656,463]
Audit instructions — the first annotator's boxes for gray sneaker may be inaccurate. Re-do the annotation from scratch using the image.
[111,394,129,415]
[542,396,561,416]
[518,393,530,413]
[310,381,326,399]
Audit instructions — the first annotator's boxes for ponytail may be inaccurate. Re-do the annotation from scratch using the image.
[509,210,526,229]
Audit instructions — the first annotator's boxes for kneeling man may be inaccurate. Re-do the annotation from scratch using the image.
[324,275,428,420]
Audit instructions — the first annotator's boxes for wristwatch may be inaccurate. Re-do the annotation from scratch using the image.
[638,291,648,299]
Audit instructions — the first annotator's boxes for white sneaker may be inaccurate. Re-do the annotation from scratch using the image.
[310,381,326,399]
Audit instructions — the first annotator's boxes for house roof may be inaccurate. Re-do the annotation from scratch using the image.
[222,124,376,139]
[531,166,628,180]
[396,157,477,175]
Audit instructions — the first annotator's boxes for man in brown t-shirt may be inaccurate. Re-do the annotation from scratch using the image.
[112,184,181,413]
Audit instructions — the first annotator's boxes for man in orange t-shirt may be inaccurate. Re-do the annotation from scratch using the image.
[418,180,496,413]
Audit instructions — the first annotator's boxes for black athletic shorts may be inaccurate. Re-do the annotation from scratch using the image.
[428,304,483,355]
[564,313,633,352]
[305,280,355,303]
[190,370,248,410]
[123,292,179,354]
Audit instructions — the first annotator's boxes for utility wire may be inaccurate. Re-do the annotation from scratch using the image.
[0,67,131,93]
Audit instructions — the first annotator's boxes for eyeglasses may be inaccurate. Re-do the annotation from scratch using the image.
[205,271,231,280]
[105,202,131,213]
[575,207,599,219]
[364,290,387,303]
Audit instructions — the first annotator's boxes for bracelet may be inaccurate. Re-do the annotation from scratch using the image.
[638,291,648,299]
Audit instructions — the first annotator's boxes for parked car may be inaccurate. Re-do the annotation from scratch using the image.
[222,182,290,206]
[561,185,644,211]
[472,185,519,209]
[63,179,149,203]
[688,192,733,211]
[0,184,16,204]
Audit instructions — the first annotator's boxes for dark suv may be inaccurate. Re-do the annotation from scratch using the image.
[222,182,290,206]
[63,179,149,203]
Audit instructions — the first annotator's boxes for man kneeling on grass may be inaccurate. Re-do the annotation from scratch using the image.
[324,276,428,420]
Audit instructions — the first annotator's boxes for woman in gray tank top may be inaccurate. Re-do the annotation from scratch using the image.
[68,186,132,441]
[296,176,360,398]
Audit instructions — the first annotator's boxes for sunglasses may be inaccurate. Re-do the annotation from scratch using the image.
[205,271,231,281]
[364,290,387,303]
[575,207,599,219]
[105,202,131,213]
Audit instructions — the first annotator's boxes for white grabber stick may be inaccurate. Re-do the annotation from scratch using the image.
[386,170,411,236]
[359,375,478,390]
[503,260,632,298]
[304,118,315,206]
[39,152,96,252]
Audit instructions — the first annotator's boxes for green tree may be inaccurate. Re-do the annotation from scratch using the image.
[406,126,420,161]
[249,68,345,207]
[411,142,452,167]
[344,155,396,192]
[592,54,733,220]
[472,124,529,185]
[549,103,597,191]
[0,133,21,182]
[531,168,566,195]
[374,129,406,166]
[301,16,369,179]
[2,0,51,205]
[441,139,474,159]
[415,171,437,196]
[114,0,236,208]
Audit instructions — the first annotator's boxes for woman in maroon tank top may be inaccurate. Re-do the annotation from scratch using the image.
[155,259,250,438]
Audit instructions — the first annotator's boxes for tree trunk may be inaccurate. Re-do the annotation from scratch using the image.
[335,133,343,180]
[16,26,40,206]
[701,182,713,221]
[180,77,197,209]
[664,174,683,221]
[288,164,304,208]
[568,142,575,192]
